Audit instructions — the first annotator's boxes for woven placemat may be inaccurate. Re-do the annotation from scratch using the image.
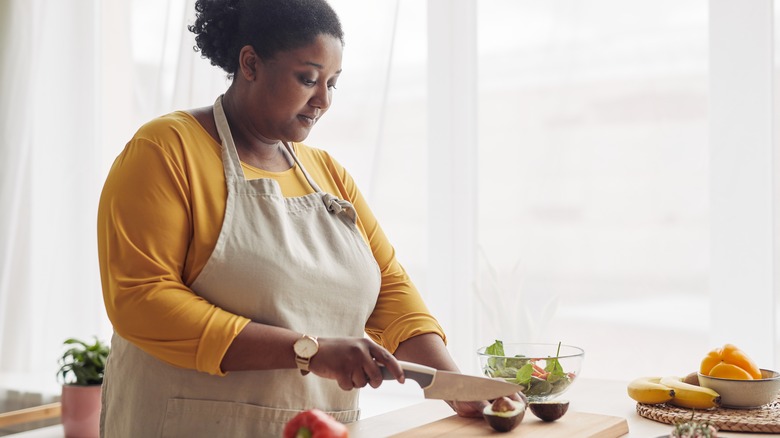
[636,395,780,433]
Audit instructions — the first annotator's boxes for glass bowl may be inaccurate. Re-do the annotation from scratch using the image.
[477,342,584,402]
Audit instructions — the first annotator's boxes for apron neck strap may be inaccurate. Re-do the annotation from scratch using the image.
[213,95,245,180]
[281,143,356,222]
[281,142,322,193]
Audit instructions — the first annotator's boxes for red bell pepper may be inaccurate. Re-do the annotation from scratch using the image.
[283,409,349,438]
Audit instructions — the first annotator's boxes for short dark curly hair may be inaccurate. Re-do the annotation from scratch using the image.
[188,0,344,76]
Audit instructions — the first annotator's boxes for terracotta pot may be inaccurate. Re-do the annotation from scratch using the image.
[61,384,101,438]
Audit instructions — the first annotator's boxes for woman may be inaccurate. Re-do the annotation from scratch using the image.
[97,0,483,436]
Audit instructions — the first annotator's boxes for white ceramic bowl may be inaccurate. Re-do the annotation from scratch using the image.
[476,343,584,402]
[697,369,780,408]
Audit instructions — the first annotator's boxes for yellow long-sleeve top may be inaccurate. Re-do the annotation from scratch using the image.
[98,111,445,376]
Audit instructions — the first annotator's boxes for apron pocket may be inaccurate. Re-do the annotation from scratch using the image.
[161,398,359,438]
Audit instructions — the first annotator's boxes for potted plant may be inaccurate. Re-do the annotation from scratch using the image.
[57,337,110,438]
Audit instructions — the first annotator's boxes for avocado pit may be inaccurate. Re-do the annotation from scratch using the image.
[482,396,526,432]
[529,400,569,422]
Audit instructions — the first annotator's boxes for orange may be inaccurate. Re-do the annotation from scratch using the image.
[720,343,762,379]
[708,362,754,380]
[699,347,722,375]
[700,343,763,380]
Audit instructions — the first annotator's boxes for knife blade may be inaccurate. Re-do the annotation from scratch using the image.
[379,360,523,402]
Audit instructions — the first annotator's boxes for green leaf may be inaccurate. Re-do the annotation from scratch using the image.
[57,336,110,385]
[505,356,529,369]
[485,340,505,357]
[514,363,534,385]
[544,342,566,377]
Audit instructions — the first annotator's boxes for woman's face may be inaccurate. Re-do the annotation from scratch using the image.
[244,34,343,143]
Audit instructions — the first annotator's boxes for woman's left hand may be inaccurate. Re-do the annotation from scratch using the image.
[447,391,527,418]
[446,400,488,418]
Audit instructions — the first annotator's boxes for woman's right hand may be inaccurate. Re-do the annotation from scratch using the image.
[308,337,405,391]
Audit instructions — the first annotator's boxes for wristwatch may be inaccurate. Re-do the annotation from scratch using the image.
[293,334,319,376]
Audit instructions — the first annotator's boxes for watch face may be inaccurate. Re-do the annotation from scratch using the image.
[294,337,318,358]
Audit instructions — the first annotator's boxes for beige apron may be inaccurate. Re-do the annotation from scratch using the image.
[101,95,381,437]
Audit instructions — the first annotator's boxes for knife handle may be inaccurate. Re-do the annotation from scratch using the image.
[379,360,435,389]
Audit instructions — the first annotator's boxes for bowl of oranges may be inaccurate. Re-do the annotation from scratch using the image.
[697,343,780,408]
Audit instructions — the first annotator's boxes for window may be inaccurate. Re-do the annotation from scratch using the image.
[476,0,710,380]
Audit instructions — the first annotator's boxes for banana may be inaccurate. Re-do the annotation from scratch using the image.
[627,377,675,404]
[660,376,721,409]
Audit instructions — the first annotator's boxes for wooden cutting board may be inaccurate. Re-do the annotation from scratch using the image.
[391,411,629,437]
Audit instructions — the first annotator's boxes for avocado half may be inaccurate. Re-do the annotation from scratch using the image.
[528,400,569,422]
[482,397,526,432]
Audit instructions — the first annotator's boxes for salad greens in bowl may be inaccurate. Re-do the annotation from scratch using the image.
[477,341,584,402]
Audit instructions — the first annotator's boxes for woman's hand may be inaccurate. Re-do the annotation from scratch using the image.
[448,391,527,418]
[309,337,405,391]
[446,400,488,418]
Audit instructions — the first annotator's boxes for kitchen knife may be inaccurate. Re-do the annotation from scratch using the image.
[379,360,523,402]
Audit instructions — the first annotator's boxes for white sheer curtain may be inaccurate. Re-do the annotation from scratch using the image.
[475,0,780,378]
[132,0,230,120]
[0,0,227,391]
[0,0,37,374]
[0,1,108,385]
[476,0,711,379]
